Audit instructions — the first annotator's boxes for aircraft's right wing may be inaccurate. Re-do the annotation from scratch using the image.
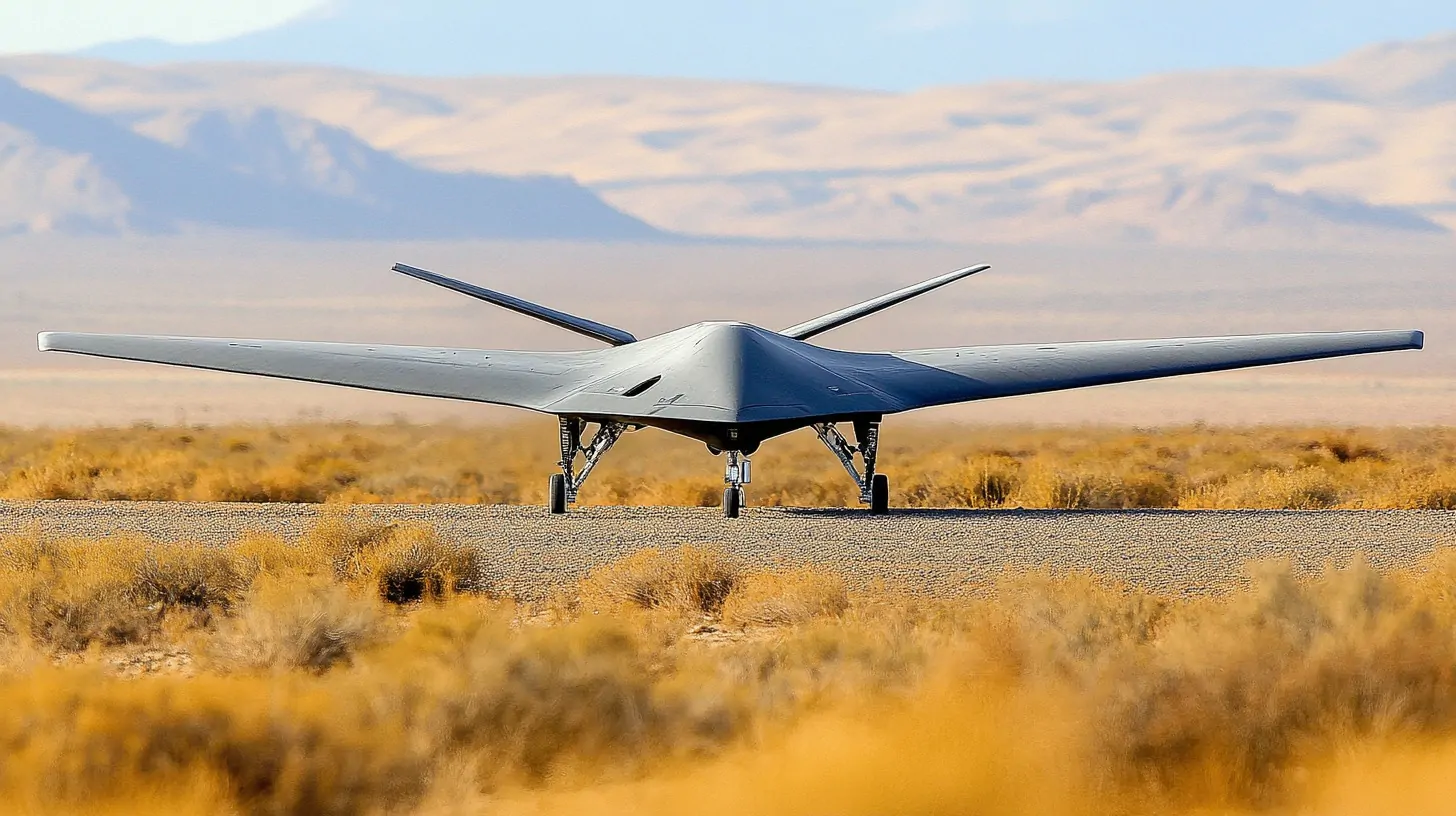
[876,330,1424,411]
[38,332,600,411]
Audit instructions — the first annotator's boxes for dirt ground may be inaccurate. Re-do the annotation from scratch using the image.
[4,501,1452,598]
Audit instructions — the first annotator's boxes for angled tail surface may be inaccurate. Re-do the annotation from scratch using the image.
[394,263,637,346]
[782,264,990,342]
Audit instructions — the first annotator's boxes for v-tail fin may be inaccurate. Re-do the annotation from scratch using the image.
[394,263,637,346]
[782,264,990,342]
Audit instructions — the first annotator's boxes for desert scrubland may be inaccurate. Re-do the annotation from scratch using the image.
[0,518,1454,814]
[5,421,1456,510]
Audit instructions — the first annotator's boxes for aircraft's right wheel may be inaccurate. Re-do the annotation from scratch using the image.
[723,487,742,519]
[869,474,890,515]
[549,474,568,515]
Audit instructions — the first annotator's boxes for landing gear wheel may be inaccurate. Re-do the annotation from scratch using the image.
[549,474,568,515]
[723,487,743,519]
[869,474,890,515]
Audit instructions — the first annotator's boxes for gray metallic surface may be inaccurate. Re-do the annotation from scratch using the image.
[37,264,1425,451]
[781,264,991,340]
[37,325,1423,447]
[392,263,636,346]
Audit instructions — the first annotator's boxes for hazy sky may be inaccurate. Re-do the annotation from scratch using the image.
[3,0,1454,86]
[0,0,318,52]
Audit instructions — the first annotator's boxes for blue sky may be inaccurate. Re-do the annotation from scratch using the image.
[4,0,1455,88]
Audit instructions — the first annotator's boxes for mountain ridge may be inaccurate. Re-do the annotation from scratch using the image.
[0,76,661,240]
[3,33,1455,246]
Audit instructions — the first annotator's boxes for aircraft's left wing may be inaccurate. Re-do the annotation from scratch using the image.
[38,333,599,411]
[871,330,1423,411]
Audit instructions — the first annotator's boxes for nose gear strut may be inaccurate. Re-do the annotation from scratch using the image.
[722,450,752,518]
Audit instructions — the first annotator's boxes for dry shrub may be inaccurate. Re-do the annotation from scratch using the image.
[1051,558,1456,803]
[493,683,1088,816]
[1380,468,1456,510]
[988,570,1171,675]
[0,669,431,816]
[1181,467,1342,509]
[232,530,327,579]
[5,421,1456,510]
[7,535,1456,813]
[1012,465,1142,509]
[206,576,383,673]
[578,546,739,614]
[722,567,850,628]
[367,603,734,788]
[0,535,252,651]
[301,515,483,604]
[134,543,252,614]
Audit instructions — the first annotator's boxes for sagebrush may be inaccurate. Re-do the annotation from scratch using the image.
[0,521,1454,814]
[4,421,1456,508]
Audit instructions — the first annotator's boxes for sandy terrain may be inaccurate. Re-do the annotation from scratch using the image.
[6,37,1456,244]
[5,501,1454,599]
[2,237,1447,426]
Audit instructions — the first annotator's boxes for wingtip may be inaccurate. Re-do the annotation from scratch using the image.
[1413,330,1425,350]
[37,331,57,352]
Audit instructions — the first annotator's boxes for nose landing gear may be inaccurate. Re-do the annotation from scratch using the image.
[722,450,751,518]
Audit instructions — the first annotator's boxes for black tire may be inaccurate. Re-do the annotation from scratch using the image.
[723,487,742,519]
[870,474,890,515]
[549,474,568,515]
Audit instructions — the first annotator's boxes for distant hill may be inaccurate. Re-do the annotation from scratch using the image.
[4,33,1455,246]
[0,77,659,240]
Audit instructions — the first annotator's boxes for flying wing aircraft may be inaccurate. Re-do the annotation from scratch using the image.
[39,263,1423,518]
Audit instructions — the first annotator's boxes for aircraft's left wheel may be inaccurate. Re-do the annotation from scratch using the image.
[723,487,743,519]
[869,474,890,515]
[549,474,568,515]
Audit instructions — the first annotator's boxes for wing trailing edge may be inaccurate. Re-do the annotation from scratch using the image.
[887,330,1424,410]
[782,264,990,342]
[393,263,637,346]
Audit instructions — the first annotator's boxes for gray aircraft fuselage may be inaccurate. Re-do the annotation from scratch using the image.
[36,261,1425,515]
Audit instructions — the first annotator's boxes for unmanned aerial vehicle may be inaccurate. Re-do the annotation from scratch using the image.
[39,263,1423,517]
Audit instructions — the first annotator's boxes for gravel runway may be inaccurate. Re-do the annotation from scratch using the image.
[2,502,1454,598]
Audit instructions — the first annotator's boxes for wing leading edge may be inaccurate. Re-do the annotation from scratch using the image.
[883,330,1423,410]
[37,332,598,411]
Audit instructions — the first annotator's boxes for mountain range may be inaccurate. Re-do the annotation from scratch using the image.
[0,75,657,240]
[2,32,1455,246]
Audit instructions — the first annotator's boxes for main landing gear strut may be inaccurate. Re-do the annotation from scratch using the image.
[813,420,889,515]
[549,417,628,514]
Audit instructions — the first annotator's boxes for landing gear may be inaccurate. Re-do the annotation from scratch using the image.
[722,449,751,518]
[814,419,890,514]
[870,473,889,515]
[723,487,742,518]
[549,474,568,515]
[550,417,627,514]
